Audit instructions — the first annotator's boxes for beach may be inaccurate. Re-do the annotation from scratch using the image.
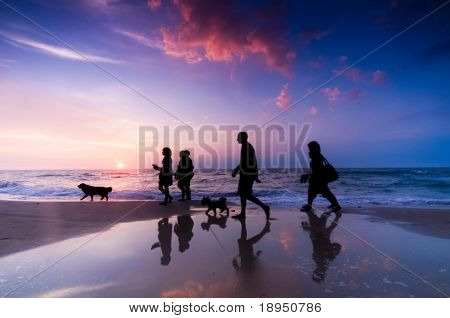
[0,200,448,298]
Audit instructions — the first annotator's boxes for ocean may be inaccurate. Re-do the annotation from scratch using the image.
[0,168,449,207]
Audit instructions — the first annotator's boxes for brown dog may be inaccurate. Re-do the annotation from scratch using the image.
[78,183,112,201]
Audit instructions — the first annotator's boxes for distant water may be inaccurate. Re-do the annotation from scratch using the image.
[0,168,449,207]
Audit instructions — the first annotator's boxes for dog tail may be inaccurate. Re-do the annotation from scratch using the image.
[219,197,226,202]
[107,187,113,192]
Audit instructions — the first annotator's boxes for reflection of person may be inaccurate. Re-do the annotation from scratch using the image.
[301,211,341,283]
[232,132,270,220]
[174,215,194,252]
[152,147,173,205]
[151,218,173,265]
[301,141,341,214]
[233,218,270,272]
[175,150,194,201]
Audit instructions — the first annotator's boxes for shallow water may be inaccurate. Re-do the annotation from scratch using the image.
[0,208,448,297]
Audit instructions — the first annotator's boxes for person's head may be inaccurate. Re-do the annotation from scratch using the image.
[237,132,248,144]
[307,141,321,159]
[180,149,190,157]
[312,268,325,283]
[162,147,172,157]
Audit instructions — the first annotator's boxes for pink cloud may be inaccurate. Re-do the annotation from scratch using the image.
[275,84,292,109]
[372,70,388,85]
[147,0,162,9]
[309,106,318,116]
[299,28,332,46]
[348,89,366,101]
[321,87,341,102]
[157,0,296,76]
[344,67,364,83]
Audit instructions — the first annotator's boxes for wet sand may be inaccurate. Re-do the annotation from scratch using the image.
[0,200,449,297]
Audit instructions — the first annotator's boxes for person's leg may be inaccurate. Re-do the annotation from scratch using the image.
[178,180,185,201]
[308,185,318,205]
[185,177,192,200]
[321,185,337,205]
[233,178,248,218]
[166,186,172,203]
[240,195,247,215]
[247,194,270,220]
[322,185,340,212]
[159,185,172,204]
[232,195,247,219]
[301,185,316,211]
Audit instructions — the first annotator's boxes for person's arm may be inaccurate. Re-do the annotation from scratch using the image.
[232,164,240,177]
[300,174,310,183]
[152,164,161,171]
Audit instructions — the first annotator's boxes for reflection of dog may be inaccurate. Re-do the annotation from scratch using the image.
[201,214,228,231]
[201,196,229,214]
[78,183,112,201]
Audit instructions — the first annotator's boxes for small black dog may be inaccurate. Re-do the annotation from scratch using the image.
[78,183,112,201]
[201,196,229,214]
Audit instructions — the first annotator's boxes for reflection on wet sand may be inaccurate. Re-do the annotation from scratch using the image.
[1,208,448,298]
[201,213,229,231]
[301,211,342,283]
[174,215,194,253]
[233,219,270,272]
[151,218,173,265]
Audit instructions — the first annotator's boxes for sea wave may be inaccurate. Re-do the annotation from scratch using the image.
[0,168,449,207]
[0,181,21,189]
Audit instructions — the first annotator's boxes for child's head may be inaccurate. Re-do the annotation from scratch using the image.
[162,147,172,157]
[180,149,190,157]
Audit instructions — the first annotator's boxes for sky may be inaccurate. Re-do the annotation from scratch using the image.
[0,0,449,169]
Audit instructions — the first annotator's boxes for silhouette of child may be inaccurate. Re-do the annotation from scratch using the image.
[153,147,173,205]
[301,141,341,214]
[175,150,194,201]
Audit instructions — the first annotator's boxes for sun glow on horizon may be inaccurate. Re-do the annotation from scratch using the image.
[116,162,125,170]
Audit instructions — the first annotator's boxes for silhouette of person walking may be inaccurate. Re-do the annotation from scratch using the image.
[174,214,194,253]
[233,218,271,272]
[151,218,173,265]
[300,141,341,214]
[153,147,173,205]
[175,150,194,201]
[232,132,270,220]
[301,211,341,283]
